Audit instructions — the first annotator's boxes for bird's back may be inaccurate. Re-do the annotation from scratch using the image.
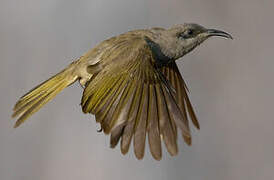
[80,28,163,65]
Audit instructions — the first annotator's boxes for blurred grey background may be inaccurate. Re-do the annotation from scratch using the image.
[1,0,274,180]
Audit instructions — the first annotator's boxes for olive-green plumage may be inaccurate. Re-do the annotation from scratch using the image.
[12,23,232,160]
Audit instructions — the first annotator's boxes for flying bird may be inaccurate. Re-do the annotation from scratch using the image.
[12,23,232,160]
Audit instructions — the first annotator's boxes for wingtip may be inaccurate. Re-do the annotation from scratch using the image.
[183,136,192,146]
[182,129,191,138]
[169,149,179,157]
[154,156,162,161]
[11,113,16,119]
[121,148,129,155]
[194,122,200,130]
[13,121,20,128]
[135,155,145,160]
[12,111,21,128]
[13,99,22,111]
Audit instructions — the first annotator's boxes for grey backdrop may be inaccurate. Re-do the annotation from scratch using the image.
[1,0,274,180]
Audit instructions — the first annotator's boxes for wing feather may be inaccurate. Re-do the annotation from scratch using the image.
[133,82,148,159]
[162,62,200,146]
[100,80,128,133]
[172,63,199,129]
[155,83,178,156]
[110,79,137,148]
[147,84,162,160]
[81,36,197,160]
[120,80,143,154]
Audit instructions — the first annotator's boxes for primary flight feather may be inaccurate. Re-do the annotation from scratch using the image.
[12,23,232,160]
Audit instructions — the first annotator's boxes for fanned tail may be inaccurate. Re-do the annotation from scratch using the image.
[12,63,79,128]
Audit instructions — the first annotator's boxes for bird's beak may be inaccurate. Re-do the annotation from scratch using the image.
[206,29,233,39]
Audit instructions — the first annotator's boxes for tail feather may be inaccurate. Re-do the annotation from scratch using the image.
[12,65,78,128]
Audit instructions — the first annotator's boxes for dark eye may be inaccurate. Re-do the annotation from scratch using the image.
[178,29,194,39]
[186,29,193,36]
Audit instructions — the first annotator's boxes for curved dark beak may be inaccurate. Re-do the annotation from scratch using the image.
[207,29,233,39]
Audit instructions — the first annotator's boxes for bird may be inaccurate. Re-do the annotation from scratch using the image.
[12,23,232,160]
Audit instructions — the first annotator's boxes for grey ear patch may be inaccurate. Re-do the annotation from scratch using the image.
[144,36,174,66]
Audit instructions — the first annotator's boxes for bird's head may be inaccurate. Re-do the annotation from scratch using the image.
[147,23,232,62]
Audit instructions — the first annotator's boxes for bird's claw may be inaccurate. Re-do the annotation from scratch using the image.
[97,127,103,133]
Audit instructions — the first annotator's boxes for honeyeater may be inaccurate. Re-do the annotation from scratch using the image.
[12,23,232,160]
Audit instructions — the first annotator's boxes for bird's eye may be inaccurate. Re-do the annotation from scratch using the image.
[186,29,193,36]
[178,29,194,39]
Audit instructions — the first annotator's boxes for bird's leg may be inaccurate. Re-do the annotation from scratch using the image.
[97,124,103,133]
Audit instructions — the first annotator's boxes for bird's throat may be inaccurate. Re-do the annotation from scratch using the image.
[144,37,174,67]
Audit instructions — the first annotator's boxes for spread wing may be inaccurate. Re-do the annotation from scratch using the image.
[81,36,197,160]
[161,62,200,145]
